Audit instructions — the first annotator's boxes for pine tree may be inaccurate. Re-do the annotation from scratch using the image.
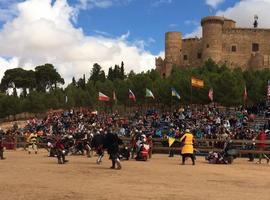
[72,77,76,86]
[120,61,125,80]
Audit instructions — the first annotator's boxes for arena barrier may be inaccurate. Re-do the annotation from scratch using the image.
[3,136,270,156]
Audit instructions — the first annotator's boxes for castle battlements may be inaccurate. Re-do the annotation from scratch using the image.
[156,16,270,77]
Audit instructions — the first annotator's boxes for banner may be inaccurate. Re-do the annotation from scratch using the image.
[191,77,204,88]
[113,91,117,102]
[244,86,248,101]
[171,88,181,100]
[129,89,136,101]
[208,88,213,101]
[98,92,110,101]
[146,88,155,99]
[168,137,176,147]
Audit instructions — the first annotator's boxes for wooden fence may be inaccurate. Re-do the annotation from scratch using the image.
[3,136,270,156]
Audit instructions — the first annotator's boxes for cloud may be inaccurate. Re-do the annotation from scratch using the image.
[169,23,178,28]
[0,0,159,84]
[75,0,133,10]
[186,0,270,38]
[93,30,113,37]
[217,0,270,28]
[0,0,23,22]
[184,26,202,38]
[184,20,199,26]
[151,0,172,7]
[205,0,225,8]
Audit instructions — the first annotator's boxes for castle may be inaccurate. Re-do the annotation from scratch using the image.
[156,16,270,77]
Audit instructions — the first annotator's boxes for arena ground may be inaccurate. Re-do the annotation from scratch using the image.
[0,150,269,200]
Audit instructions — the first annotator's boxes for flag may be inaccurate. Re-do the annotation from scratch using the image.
[191,77,204,88]
[146,88,155,99]
[208,88,213,101]
[129,89,136,101]
[171,88,181,100]
[244,86,248,100]
[168,137,176,147]
[113,91,117,102]
[98,92,110,101]
[65,95,68,103]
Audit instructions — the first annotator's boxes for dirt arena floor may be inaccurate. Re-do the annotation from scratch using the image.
[0,150,269,200]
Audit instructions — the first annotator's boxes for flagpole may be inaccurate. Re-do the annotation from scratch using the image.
[190,84,193,105]
[170,93,172,112]
[128,98,131,114]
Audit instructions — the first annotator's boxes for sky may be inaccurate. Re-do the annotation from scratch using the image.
[0,0,269,83]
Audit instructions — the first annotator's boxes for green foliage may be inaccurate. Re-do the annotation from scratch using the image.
[35,63,65,92]
[89,63,106,83]
[107,62,125,81]
[1,59,270,118]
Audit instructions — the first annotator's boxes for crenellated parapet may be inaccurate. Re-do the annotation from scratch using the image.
[156,15,270,76]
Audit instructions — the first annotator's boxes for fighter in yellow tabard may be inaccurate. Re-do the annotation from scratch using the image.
[180,129,195,165]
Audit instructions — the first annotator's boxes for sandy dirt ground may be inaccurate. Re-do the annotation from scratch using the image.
[0,150,270,200]
[0,120,27,131]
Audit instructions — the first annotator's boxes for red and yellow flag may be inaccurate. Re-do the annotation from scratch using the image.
[191,77,204,88]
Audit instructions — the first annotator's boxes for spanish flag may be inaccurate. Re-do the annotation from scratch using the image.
[191,77,204,88]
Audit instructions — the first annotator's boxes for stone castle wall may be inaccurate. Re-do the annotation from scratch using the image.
[182,38,202,67]
[156,16,270,76]
[221,28,270,69]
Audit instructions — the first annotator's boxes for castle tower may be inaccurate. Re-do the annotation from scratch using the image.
[164,32,182,75]
[201,16,224,63]
[223,19,236,29]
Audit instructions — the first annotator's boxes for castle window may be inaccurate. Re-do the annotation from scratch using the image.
[231,45,237,52]
[183,55,188,60]
[206,44,210,48]
[197,53,202,59]
[162,73,166,78]
[252,43,259,52]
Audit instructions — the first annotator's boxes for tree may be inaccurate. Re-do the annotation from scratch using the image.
[0,68,36,97]
[120,61,125,80]
[35,63,64,92]
[108,67,114,81]
[128,70,136,78]
[77,77,86,89]
[89,63,106,83]
[72,77,76,86]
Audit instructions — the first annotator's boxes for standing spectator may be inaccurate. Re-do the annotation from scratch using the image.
[257,129,270,164]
